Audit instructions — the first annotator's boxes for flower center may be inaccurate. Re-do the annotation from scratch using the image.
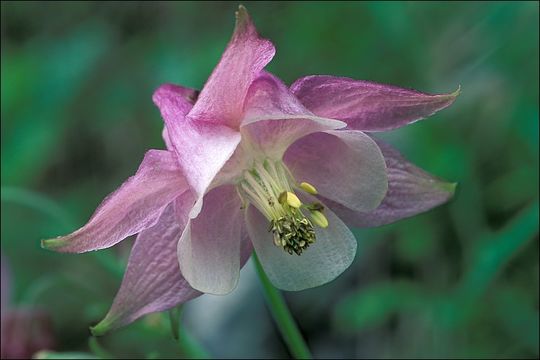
[238,159,328,255]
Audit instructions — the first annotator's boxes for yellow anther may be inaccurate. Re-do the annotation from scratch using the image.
[300,182,318,195]
[278,191,302,208]
[310,210,328,228]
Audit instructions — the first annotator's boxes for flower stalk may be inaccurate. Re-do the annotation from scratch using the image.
[169,306,211,359]
[253,253,312,359]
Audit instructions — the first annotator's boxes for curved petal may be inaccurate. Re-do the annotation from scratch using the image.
[153,83,199,130]
[162,127,173,151]
[153,83,198,155]
[188,6,275,128]
[90,193,200,336]
[153,83,199,151]
[284,130,388,212]
[42,150,187,253]
[241,72,346,159]
[290,75,459,132]
[154,80,242,217]
[246,195,357,291]
[321,138,456,227]
[91,193,254,335]
[177,185,244,295]
[153,83,199,109]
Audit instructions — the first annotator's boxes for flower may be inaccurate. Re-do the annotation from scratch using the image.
[42,6,458,335]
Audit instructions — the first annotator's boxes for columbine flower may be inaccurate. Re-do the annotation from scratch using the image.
[42,6,458,334]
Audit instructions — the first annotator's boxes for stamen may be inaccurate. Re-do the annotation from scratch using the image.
[309,210,329,228]
[300,182,318,195]
[270,214,316,255]
[238,159,329,256]
[278,191,302,209]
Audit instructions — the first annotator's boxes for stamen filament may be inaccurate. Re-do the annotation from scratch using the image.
[238,159,329,256]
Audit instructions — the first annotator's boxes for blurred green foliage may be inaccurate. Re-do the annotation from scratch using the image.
[1,1,538,359]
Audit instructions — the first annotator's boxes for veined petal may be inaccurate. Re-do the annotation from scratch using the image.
[246,194,357,291]
[241,72,346,159]
[290,75,459,132]
[153,83,199,151]
[321,137,456,227]
[188,6,275,128]
[90,194,200,336]
[153,83,199,127]
[154,81,242,217]
[154,83,199,108]
[284,130,388,212]
[42,150,187,253]
[92,192,254,335]
[177,185,244,295]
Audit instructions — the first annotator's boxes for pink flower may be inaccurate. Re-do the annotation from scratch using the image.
[42,6,458,335]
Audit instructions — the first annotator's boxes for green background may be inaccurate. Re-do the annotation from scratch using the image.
[1,1,538,358]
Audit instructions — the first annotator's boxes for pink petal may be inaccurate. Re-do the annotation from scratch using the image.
[41,150,187,253]
[90,194,200,335]
[284,130,388,212]
[290,75,459,132]
[162,127,173,151]
[153,83,199,125]
[246,193,357,291]
[91,194,254,335]
[154,81,242,217]
[188,6,275,128]
[241,72,346,159]
[321,137,456,227]
[177,185,244,295]
[154,84,199,151]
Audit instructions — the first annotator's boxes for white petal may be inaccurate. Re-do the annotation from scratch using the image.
[246,196,357,291]
[177,185,243,295]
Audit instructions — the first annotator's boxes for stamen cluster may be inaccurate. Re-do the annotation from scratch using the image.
[239,159,327,255]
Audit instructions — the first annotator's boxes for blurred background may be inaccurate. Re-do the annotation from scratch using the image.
[1,1,538,359]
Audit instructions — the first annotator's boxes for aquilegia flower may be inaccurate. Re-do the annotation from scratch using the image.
[42,6,458,335]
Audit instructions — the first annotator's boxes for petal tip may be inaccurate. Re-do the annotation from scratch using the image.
[446,85,461,101]
[41,237,67,251]
[444,181,459,197]
[90,316,114,337]
[235,5,250,31]
[442,180,457,191]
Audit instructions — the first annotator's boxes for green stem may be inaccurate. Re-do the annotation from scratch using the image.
[253,254,313,359]
[88,337,115,359]
[169,306,212,359]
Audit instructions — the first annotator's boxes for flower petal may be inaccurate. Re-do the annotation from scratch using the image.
[177,185,244,295]
[154,81,242,217]
[284,130,388,212]
[90,194,200,335]
[321,137,456,227]
[246,195,357,291]
[290,75,459,132]
[188,6,275,128]
[41,150,186,253]
[241,72,346,159]
[153,83,199,151]
[91,192,254,335]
